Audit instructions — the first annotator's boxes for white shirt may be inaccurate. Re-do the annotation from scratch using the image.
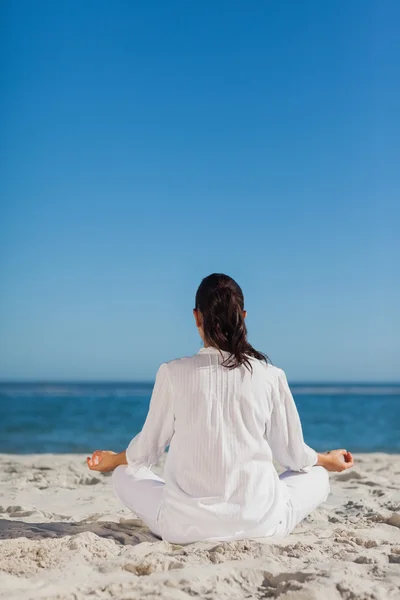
[126,346,318,543]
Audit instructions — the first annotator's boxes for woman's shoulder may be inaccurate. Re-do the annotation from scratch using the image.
[157,352,202,375]
[251,358,282,381]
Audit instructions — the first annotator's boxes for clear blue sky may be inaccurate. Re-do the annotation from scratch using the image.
[1,1,399,382]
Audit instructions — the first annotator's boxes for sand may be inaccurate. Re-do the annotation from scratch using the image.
[0,453,399,600]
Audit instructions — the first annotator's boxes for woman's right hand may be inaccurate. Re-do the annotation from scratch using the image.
[87,450,117,472]
[317,449,354,472]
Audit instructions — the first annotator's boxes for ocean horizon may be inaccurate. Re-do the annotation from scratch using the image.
[1,381,399,455]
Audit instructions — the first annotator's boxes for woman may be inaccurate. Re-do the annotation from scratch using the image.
[87,273,354,543]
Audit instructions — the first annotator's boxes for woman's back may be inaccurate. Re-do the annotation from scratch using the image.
[160,347,282,541]
[166,346,276,499]
[144,346,315,543]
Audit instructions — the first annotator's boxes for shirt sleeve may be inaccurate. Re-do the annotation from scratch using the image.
[126,362,174,471]
[265,367,318,472]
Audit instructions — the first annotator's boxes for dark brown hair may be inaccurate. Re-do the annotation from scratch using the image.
[195,273,270,372]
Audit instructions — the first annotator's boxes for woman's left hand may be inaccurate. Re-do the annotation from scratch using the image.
[87,450,117,472]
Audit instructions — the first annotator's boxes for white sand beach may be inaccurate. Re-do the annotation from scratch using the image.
[1,453,399,600]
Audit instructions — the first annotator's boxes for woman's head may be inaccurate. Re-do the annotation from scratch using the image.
[193,273,270,371]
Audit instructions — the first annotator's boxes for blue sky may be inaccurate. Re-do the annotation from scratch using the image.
[1,1,399,382]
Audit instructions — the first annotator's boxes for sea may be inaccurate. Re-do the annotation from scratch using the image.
[0,382,399,454]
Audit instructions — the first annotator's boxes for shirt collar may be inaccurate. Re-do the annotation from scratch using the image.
[198,346,232,356]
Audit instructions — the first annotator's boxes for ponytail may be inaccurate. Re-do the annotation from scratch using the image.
[194,273,270,372]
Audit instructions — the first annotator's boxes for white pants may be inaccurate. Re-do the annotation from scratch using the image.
[112,464,330,540]
[273,466,330,536]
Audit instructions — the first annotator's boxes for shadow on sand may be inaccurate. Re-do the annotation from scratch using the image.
[0,518,159,545]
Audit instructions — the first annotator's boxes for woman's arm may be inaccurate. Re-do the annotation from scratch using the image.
[266,368,318,472]
[265,369,355,473]
[124,363,174,469]
[87,363,174,473]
